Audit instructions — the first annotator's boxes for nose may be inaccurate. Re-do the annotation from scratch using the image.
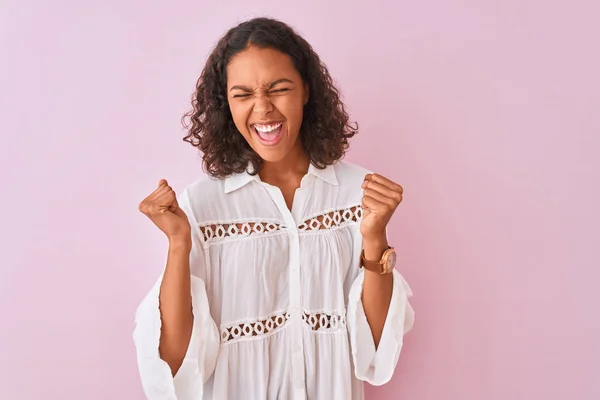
[253,94,273,116]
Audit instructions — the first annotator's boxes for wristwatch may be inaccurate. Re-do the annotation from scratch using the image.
[360,246,396,274]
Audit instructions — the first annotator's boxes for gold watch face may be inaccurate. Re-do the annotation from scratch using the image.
[384,249,397,273]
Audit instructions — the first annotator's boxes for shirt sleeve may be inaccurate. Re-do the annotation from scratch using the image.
[346,229,415,386]
[132,189,220,400]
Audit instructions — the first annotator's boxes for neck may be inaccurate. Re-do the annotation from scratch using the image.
[259,141,310,185]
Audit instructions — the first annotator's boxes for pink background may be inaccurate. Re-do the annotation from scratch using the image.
[1,1,599,399]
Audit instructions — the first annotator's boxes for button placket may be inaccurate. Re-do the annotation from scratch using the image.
[262,183,307,397]
[287,214,305,393]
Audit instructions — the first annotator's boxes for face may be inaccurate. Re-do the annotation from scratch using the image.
[226,46,309,163]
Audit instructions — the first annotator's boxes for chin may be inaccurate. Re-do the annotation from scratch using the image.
[254,145,293,163]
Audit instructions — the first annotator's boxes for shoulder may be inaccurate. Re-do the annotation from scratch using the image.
[178,176,226,221]
[182,175,224,200]
[328,160,373,204]
[333,160,373,184]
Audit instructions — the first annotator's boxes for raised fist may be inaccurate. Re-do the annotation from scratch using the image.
[138,179,191,245]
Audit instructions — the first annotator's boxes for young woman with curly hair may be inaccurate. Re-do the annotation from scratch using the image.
[134,17,414,400]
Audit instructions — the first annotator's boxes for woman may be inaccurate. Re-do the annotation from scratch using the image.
[134,17,414,400]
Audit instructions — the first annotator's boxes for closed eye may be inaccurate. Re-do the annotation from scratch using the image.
[232,89,289,98]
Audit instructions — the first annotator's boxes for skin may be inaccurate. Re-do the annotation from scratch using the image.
[226,46,310,209]
[138,45,404,376]
[138,180,193,376]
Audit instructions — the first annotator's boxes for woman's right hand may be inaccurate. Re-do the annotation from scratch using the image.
[138,179,192,247]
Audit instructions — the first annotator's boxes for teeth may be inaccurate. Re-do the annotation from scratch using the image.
[254,122,283,133]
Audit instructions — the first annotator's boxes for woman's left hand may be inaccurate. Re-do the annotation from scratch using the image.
[360,173,404,241]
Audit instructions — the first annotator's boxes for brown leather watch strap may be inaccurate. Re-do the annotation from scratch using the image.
[359,246,391,273]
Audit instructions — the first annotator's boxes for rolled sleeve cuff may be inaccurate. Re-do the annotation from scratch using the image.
[133,275,220,400]
[347,269,415,386]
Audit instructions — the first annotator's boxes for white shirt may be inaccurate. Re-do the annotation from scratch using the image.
[133,161,415,400]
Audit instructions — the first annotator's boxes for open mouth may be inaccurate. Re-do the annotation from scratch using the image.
[252,121,285,146]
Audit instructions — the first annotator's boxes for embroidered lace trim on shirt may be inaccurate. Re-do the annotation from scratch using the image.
[298,205,363,232]
[302,310,347,331]
[221,311,291,343]
[200,221,285,243]
[220,309,347,343]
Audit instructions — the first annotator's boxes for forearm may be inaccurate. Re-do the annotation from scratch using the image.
[360,236,393,348]
[158,239,193,376]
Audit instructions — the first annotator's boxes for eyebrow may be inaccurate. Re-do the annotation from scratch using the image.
[229,78,294,92]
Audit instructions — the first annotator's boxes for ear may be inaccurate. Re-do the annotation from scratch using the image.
[303,82,310,105]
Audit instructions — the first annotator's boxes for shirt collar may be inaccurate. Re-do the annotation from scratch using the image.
[223,169,260,194]
[308,162,339,186]
[224,163,338,194]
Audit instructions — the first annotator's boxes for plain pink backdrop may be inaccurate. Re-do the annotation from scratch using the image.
[1,1,599,399]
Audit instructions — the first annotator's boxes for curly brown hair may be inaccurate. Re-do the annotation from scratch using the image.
[182,17,358,179]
